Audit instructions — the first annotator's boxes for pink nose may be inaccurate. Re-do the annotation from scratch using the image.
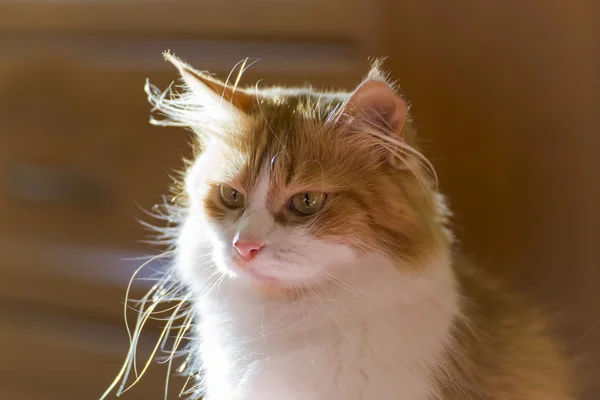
[233,240,264,261]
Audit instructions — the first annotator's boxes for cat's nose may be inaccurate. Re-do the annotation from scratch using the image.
[233,240,264,261]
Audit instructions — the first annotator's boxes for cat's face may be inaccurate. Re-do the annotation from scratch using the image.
[196,161,358,289]
[190,120,372,290]
[185,105,440,292]
[167,55,446,292]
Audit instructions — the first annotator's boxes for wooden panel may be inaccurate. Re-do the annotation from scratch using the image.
[0,56,184,246]
[0,0,357,38]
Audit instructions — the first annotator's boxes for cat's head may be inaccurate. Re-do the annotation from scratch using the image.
[154,54,450,292]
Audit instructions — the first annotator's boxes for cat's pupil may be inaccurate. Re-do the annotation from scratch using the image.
[304,193,310,207]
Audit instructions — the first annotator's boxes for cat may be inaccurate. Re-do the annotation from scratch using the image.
[104,53,574,400]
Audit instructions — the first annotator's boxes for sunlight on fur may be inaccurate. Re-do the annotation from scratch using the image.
[103,52,573,400]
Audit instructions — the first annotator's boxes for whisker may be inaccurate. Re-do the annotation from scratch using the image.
[162,310,195,400]
[120,293,193,395]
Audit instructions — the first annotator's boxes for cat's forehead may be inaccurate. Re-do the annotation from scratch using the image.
[222,97,344,191]
[202,91,381,202]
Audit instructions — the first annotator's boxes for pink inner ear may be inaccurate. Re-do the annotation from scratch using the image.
[346,80,407,135]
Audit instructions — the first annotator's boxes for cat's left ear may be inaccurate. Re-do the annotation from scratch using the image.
[164,52,254,118]
[344,78,407,140]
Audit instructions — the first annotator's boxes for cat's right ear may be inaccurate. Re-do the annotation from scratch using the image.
[344,79,407,140]
[164,52,254,120]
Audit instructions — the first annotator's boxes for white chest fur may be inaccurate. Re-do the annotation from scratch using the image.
[185,255,459,400]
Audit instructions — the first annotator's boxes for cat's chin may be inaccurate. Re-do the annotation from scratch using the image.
[244,267,284,285]
[226,268,300,299]
[219,257,321,296]
[218,253,315,284]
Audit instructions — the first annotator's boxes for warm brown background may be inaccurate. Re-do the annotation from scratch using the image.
[0,1,597,399]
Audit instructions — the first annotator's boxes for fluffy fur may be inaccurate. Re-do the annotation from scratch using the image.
[103,53,574,400]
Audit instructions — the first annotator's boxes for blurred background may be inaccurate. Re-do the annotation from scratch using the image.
[0,0,598,399]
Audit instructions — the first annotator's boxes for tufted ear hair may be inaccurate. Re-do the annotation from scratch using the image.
[163,52,255,119]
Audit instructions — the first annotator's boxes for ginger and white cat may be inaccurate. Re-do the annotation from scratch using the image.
[106,53,574,400]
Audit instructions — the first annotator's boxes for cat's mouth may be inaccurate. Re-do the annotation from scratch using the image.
[232,255,285,286]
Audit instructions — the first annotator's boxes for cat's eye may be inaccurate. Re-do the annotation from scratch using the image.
[290,192,327,216]
[219,184,245,209]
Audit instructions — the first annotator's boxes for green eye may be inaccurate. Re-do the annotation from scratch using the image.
[219,184,245,208]
[290,192,327,216]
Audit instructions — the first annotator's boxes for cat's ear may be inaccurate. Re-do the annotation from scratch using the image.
[345,78,407,139]
[164,52,254,118]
